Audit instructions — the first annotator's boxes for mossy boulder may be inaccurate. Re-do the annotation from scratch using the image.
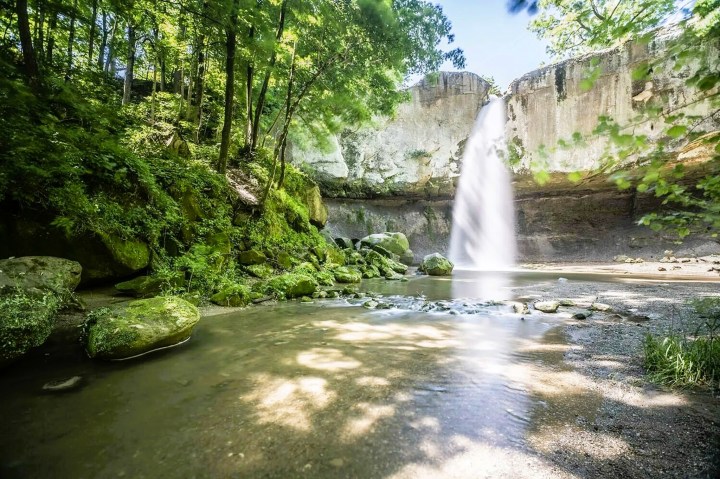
[0,292,61,365]
[0,256,82,296]
[238,249,267,265]
[359,232,410,256]
[332,266,362,284]
[98,234,151,278]
[325,248,346,266]
[361,264,381,279]
[244,263,274,279]
[265,273,318,299]
[419,253,454,276]
[276,251,295,270]
[302,185,329,228]
[115,275,165,297]
[210,284,251,307]
[400,250,415,266]
[84,296,200,360]
[363,250,408,276]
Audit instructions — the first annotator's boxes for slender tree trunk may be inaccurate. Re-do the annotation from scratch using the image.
[104,15,117,73]
[122,22,136,105]
[151,64,157,125]
[88,0,98,65]
[97,10,108,69]
[160,56,166,91]
[194,39,207,141]
[16,0,40,89]
[251,0,287,151]
[244,25,254,149]
[34,0,44,59]
[66,0,78,79]
[218,1,239,174]
[46,10,57,65]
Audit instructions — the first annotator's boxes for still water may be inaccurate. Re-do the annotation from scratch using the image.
[0,271,695,478]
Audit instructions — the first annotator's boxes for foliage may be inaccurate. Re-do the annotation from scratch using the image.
[644,297,720,389]
[514,0,720,239]
[526,0,678,59]
[0,290,62,363]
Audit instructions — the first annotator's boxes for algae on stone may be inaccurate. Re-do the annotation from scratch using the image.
[419,253,454,276]
[84,296,200,360]
[0,291,61,364]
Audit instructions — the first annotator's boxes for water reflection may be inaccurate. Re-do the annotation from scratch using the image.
[451,269,515,301]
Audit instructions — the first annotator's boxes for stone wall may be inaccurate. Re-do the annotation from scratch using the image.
[506,29,720,172]
[290,72,490,198]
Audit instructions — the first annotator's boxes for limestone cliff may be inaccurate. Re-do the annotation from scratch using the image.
[506,28,719,172]
[290,72,491,198]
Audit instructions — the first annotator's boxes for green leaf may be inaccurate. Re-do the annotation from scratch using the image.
[637,183,649,193]
[666,125,687,138]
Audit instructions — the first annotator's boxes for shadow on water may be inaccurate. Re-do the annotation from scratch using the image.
[0,272,718,478]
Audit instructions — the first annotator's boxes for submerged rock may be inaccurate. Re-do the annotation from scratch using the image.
[84,296,200,360]
[419,253,454,276]
[509,301,530,314]
[42,376,83,392]
[0,256,82,296]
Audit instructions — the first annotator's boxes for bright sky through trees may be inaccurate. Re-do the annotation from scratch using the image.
[433,0,550,89]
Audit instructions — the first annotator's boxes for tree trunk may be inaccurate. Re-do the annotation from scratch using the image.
[46,10,57,65]
[16,0,40,89]
[88,0,98,65]
[34,0,44,60]
[104,14,117,73]
[65,0,78,79]
[122,22,136,105]
[151,64,157,125]
[251,0,287,151]
[97,10,108,69]
[194,39,207,141]
[218,1,239,174]
[244,25,254,150]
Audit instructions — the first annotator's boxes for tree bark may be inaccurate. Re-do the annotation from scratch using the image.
[251,0,287,151]
[122,22,136,105]
[244,24,255,149]
[65,0,78,79]
[16,0,41,89]
[104,14,117,73]
[88,0,98,65]
[46,10,57,65]
[34,0,44,59]
[218,1,239,174]
[97,9,108,69]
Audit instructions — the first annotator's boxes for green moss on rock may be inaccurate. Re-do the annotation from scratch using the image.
[84,296,200,360]
[333,266,362,284]
[419,253,454,276]
[0,291,61,365]
[0,256,82,296]
[210,284,251,307]
[265,273,318,299]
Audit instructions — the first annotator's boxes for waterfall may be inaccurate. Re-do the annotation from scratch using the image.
[449,97,516,271]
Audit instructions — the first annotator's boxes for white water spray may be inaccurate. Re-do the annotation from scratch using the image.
[449,97,516,271]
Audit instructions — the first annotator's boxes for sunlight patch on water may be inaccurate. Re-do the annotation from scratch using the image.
[296,348,362,371]
[341,402,396,439]
[242,374,335,431]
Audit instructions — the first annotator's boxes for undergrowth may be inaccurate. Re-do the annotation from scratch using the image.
[644,297,720,390]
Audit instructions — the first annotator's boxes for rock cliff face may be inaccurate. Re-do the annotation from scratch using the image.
[506,29,719,172]
[290,72,490,197]
[300,32,719,262]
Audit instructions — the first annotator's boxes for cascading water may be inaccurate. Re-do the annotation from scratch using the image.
[449,97,516,271]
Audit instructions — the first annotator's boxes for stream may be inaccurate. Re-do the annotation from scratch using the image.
[1,271,718,478]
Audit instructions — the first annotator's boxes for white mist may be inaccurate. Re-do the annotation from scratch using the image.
[449,97,516,271]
